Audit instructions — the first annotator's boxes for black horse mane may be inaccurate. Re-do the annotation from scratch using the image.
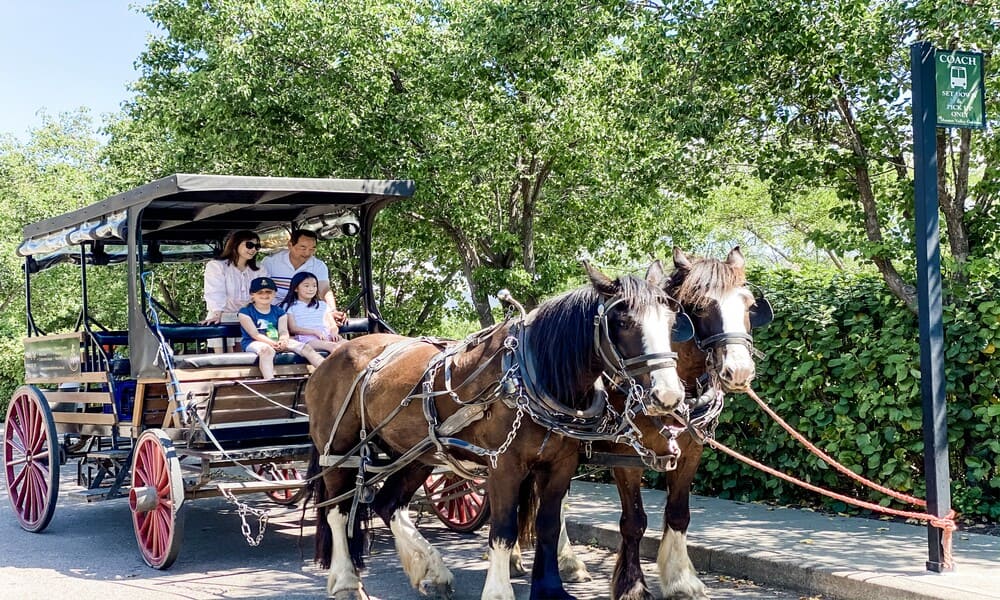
[667,255,746,312]
[526,274,661,408]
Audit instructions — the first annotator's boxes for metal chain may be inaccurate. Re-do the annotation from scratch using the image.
[488,399,526,469]
[221,487,270,547]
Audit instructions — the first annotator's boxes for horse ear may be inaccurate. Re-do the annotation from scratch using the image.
[582,260,618,296]
[726,246,745,269]
[645,260,665,287]
[672,246,691,270]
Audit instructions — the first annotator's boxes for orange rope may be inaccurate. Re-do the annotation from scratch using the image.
[708,388,957,567]
[746,389,928,508]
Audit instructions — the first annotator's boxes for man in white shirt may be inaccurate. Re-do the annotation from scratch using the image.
[261,229,348,324]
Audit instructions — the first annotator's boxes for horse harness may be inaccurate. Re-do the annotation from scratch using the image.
[314,294,682,513]
[582,290,773,472]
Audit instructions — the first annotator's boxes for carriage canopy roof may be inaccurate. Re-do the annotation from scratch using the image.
[18,173,415,259]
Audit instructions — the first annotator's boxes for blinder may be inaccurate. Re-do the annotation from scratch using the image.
[672,311,694,343]
[749,295,773,329]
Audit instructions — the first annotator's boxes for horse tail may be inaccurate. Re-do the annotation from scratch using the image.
[306,445,333,569]
[517,473,538,548]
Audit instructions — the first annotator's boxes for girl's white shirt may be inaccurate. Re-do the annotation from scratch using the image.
[285,299,331,335]
[204,259,269,313]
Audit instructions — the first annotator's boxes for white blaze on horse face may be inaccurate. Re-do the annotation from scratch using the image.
[481,541,515,600]
[641,303,685,413]
[714,287,756,390]
[325,508,364,598]
[657,527,707,600]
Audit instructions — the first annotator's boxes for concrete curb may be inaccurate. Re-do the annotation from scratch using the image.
[565,520,967,600]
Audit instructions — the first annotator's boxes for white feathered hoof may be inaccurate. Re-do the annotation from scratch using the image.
[330,589,369,600]
[558,552,592,583]
[418,578,454,599]
[509,553,527,577]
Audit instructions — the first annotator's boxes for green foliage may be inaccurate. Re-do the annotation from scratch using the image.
[695,267,1000,520]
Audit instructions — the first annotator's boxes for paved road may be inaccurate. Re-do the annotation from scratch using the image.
[0,472,805,599]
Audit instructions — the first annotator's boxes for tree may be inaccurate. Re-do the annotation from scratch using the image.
[0,111,116,325]
[645,0,1000,310]
[109,0,698,327]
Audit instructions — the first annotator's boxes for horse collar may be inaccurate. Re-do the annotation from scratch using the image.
[503,321,608,424]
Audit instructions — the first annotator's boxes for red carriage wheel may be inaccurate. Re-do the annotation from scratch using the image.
[423,471,490,533]
[3,385,60,533]
[253,463,306,505]
[129,429,185,569]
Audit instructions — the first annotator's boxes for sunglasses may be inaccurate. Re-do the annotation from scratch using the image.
[244,241,261,250]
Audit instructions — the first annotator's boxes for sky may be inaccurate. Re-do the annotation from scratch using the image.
[0,2,155,139]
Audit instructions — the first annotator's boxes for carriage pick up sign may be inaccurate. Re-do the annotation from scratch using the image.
[935,49,986,128]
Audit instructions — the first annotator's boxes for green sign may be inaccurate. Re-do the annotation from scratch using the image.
[935,49,986,129]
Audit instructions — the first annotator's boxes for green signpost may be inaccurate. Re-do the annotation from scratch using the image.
[913,42,988,572]
[935,49,986,128]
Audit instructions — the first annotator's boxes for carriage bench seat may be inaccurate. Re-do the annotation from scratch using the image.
[172,350,329,369]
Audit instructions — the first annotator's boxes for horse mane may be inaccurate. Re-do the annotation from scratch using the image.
[668,254,746,311]
[526,274,660,408]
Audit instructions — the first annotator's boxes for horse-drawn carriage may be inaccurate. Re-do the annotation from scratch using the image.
[4,173,772,600]
[2,174,425,567]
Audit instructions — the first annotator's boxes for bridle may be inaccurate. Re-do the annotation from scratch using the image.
[593,295,679,381]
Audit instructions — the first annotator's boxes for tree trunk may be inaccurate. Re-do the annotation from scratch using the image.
[937,129,971,281]
[834,87,917,312]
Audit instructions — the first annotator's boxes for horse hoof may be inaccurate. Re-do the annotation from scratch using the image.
[663,589,708,600]
[558,561,592,583]
[330,591,368,600]
[614,585,655,600]
[418,579,453,599]
[510,557,528,577]
[529,589,575,600]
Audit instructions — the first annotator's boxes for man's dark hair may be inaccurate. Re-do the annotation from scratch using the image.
[289,229,319,244]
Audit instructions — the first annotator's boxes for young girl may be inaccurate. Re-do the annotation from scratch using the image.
[281,271,343,353]
[238,277,325,379]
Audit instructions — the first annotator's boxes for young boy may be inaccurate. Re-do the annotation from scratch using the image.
[238,276,325,379]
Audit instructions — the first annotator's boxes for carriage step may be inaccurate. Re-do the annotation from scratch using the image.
[69,488,114,502]
[87,449,131,461]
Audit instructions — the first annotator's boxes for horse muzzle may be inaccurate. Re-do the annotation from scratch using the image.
[713,345,755,392]
[645,368,686,415]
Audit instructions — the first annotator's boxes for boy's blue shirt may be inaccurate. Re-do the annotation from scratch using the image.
[238,304,286,351]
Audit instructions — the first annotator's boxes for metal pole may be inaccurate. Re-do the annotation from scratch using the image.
[910,41,953,573]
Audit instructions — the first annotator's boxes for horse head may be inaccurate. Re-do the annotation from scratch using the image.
[666,246,772,392]
[583,261,687,415]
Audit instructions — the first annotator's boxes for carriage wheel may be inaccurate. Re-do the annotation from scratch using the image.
[423,472,490,533]
[129,429,185,569]
[253,463,306,505]
[3,385,60,533]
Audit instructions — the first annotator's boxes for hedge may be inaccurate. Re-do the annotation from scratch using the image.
[694,269,1000,521]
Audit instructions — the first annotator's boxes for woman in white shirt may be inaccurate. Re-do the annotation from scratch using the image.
[202,230,268,350]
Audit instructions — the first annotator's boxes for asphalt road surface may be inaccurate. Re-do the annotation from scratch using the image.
[0,471,808,600]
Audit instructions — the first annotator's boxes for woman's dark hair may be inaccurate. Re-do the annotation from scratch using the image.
[219,230,262,269]
[282,271,320,309]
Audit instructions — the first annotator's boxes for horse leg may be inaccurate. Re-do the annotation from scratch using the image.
[482,461,528,600]
[609,466,654,600]
[527,462,579,600]
[326,506,370,600]
[556,497,591,582]
[657,445,708,600]
[372,465,454,599]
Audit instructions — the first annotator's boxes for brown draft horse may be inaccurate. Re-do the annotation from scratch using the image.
[554,247,773,600]
[305,263,688,600]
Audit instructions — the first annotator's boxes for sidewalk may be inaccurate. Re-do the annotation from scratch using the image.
[564,481,999,600]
